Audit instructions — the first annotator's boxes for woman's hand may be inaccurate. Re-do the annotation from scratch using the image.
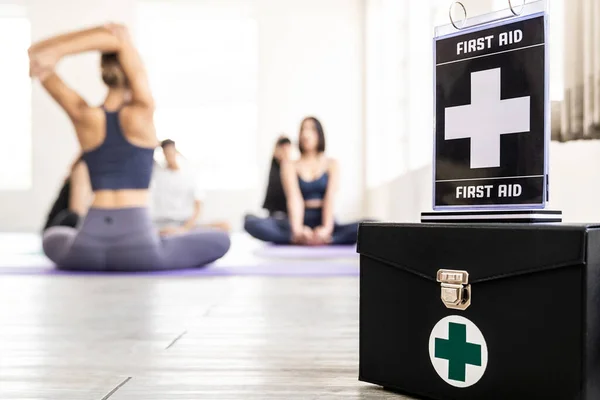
[159,226,188,237]
[105,23,130,42]
[292,226,313,245]
[312,225,333,245]
[29,63,53,82]
[29,50,59,81]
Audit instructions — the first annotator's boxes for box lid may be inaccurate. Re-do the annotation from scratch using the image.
[357,223,597,283]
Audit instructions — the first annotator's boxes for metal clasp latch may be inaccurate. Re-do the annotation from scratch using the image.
[437,269,471,310]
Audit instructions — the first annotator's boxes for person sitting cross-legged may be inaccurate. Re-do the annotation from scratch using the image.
[151,139,230,236]
[244,117,361,246]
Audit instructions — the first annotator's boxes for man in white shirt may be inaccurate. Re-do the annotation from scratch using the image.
[151,139,229,236]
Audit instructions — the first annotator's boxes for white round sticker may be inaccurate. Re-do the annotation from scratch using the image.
[428,315,488,388]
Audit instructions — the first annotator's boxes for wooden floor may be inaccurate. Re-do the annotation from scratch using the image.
[0,274,413,399]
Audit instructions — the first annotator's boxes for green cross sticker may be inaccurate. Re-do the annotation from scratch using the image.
[429,316,488,388]
[435,322,482,382]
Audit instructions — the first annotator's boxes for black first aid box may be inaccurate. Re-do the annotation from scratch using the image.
[357,222,600,400]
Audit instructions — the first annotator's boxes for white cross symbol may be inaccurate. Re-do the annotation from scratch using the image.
[444,68,530,169]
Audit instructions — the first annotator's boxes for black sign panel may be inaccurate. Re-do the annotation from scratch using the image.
[434,14,548,208]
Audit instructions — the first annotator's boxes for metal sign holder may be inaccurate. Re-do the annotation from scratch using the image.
[422,0,562,223]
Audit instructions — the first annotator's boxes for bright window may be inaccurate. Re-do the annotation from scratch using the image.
[0,5,31,190]
[135,1,258,190]
[365,0,439,188]
[365,0,408,188]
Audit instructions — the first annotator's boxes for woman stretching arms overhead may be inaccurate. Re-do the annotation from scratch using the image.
[30,24,230,271]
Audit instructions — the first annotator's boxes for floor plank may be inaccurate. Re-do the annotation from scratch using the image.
[0,274,412,399]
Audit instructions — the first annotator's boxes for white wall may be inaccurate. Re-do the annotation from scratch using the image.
[0,0,365,232]
[548,141,600,223]
[253,0,365,223]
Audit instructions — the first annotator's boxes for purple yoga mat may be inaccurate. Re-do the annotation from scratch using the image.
[0,259,358,277]
[253,244,358,259]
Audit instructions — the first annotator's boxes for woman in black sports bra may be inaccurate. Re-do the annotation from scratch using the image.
[244,117,361,245]
[29,24,231,271]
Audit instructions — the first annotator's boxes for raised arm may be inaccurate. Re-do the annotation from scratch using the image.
[29,24,154,110]
[105,24,154,110]
[29,26,122,61]
[36,72,89,124]
[29,26,123,123]
[280,161,306,239]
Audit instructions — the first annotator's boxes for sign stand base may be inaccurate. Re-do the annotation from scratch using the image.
[420,209,562,223]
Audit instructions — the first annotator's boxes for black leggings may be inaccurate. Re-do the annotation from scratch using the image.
[244,210,360,245]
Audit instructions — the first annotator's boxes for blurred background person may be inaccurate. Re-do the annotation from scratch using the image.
[261,135,292,217]
[245,117,360,245]
[151,139,230,235]
[42,154,92,233]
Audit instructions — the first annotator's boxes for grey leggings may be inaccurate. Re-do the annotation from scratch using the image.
[42,207,231,271]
